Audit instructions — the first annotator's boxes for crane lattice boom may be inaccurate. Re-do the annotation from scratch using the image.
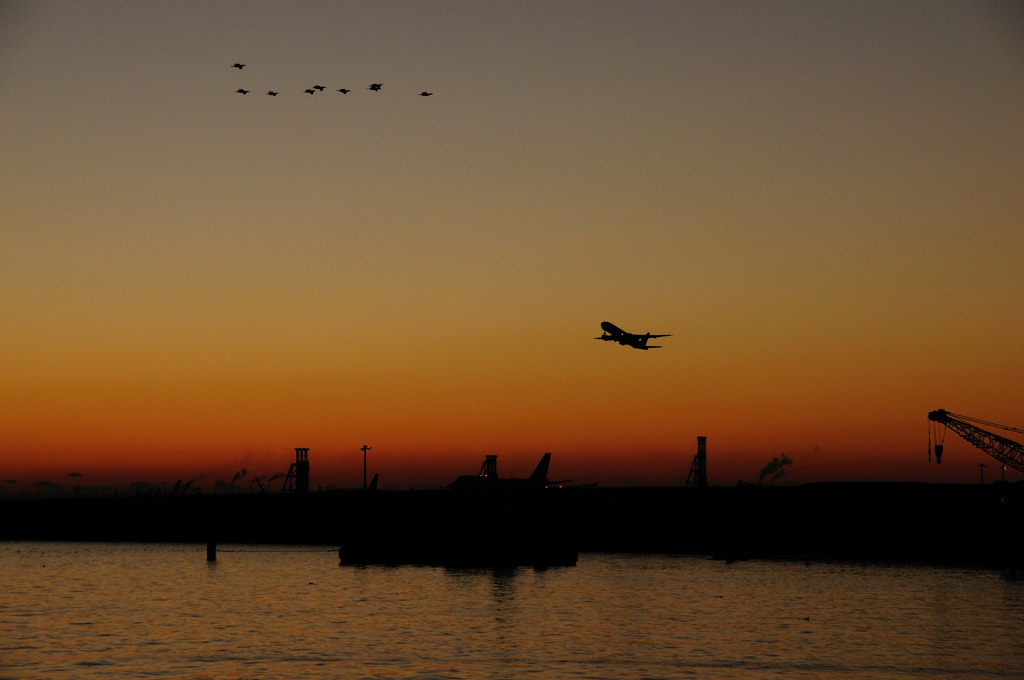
[928,409,1024,474]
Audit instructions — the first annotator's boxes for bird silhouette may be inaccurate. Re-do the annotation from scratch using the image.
[312,85,326,92]
[304,89,315,94]
[266,91,278,96]
[368,83,382,91]
[419,91,433,96]
[337,88,351,94]
[231,63,245,70]
[236,89,250,95]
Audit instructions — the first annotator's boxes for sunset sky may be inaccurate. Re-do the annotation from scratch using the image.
[2,1,1022,491]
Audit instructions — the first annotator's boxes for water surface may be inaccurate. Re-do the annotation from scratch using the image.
[2,543,1021,679]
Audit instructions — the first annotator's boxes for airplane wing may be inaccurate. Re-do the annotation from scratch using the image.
[646,334,671,338]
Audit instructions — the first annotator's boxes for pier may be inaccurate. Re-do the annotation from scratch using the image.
[2,483,1022,568]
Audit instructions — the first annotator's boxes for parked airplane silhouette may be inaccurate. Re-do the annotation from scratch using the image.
[595,321,670,350]
[450,453,566,491]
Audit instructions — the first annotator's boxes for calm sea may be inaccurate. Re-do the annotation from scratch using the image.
[1,543,1022,679]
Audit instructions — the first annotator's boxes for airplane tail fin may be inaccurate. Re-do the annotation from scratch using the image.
[530,452,551,483]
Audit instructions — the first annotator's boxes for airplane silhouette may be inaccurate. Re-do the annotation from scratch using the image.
[236,89,249,95]
[337,88,351,94]
[594,321,670,350]
[450,453,564,492]
[231,63,245,70]
[368,83,382,91]
[266,91,278,96]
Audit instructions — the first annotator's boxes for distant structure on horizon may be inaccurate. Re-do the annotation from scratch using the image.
[449,453,554,491]
[685,437,708,488]
[281,448,310,494]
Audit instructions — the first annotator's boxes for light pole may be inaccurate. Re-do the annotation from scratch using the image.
[361,444,372,490]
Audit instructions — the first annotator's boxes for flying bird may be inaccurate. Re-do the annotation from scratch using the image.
[312,85,325,91]
[337,88,351,94]
[266,91,278,96]
[419,91,433,96]
[231,63,245,69]
[304,88,315,94]
[368,83,382,91]
[236,89,249,94]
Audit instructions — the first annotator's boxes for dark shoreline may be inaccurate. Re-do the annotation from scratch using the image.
[2,482,1022,568]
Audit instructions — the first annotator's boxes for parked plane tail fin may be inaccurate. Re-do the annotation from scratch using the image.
[531,453,551,483]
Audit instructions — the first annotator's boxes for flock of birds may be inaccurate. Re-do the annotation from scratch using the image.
[230,63,432,97]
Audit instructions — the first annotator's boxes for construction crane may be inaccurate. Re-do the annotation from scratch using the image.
[928,409,1024,475]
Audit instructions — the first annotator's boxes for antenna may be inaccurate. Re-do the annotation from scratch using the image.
[361,445,372,490]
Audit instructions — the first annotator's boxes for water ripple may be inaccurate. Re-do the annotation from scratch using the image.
[1,544,1022,679]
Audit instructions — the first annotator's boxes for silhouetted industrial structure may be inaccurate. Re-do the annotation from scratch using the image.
[928,410,1024,474]
[685,436,708,488]
[281,448,310,494]
[479,455,499,479]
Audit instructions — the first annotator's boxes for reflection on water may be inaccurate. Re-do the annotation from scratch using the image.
[1,543,1022,679]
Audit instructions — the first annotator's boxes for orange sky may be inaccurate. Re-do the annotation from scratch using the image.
[2,1,1023,490]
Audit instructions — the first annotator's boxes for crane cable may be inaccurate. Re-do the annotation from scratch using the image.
[942,411,1024,436]
[928,419,946,463]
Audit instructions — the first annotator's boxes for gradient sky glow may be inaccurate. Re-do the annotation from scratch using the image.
[2,1,1023,490]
